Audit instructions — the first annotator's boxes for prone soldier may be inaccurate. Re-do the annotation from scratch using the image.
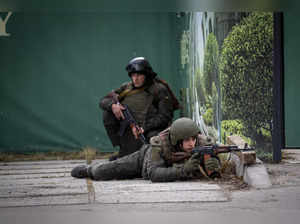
[71,117,221,182]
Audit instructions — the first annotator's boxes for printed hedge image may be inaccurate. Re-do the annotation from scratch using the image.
[180,12,273,155]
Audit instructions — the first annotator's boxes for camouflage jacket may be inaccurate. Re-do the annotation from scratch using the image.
[99,79,175,136]
[142,128,215,182]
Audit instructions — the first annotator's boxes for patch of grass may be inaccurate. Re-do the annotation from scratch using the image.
[256,149,273,163]
[0,148,115,162]
[218,153,236,175]
[281,151,296,160]
[82,147,97,164]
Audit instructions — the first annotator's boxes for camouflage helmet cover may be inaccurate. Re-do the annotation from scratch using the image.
[125,57,157,78]
[169,117,200,145]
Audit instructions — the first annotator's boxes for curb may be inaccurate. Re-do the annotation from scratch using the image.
[226,135,272,189]
[243,158,272,189]
[231,155,272,189]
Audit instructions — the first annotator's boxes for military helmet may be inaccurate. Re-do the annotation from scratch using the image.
[125,57,157,78]
[169,117,200,145]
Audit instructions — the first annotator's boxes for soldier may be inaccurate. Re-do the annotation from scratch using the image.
[99,57,178,160]
[71,117,221,182]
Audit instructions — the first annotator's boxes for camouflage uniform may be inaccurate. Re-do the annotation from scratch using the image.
[88,128,216,182]
[99,79,175,157]
[99,57,178,158]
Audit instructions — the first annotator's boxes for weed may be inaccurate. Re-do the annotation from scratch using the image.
[0,148,115,162]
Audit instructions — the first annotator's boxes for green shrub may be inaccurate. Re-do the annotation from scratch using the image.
[203,108,213,126]
[219,12,273,143]
[221,120,252,144]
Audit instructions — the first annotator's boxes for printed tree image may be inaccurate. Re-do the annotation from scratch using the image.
[204,33,219,98]
[219,12,273,149]
[203,33,221,136]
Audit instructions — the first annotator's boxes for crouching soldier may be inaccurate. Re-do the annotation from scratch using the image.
[71,117,221,182]
[99,57,178,160]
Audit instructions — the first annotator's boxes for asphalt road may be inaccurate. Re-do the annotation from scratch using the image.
[1,150,300,224]
[1,185,300,224]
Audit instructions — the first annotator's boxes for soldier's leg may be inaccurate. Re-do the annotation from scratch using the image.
[145,130,160,141]
[102,110,121,147]
[102,110,143,159]
[118,127,144,157]
[89,144,150,180]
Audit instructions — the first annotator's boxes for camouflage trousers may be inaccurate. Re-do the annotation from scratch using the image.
[88,144,152,180]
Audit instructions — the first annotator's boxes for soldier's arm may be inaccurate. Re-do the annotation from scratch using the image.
[146,146,183,182]
[99,83,129,111]
[144,84,174,133]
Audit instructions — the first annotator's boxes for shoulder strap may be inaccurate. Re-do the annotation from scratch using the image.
[119,86,146,101]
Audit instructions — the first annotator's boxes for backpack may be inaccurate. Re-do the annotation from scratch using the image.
[153,77,180,111]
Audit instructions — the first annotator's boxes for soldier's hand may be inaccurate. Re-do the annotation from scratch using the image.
[204,157,221,178]
[111,103,125,120]
[183,155,201,176]
[131,125,144,139]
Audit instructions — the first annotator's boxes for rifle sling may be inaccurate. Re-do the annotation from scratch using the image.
[170,152,191,163]
[119,86,146,101]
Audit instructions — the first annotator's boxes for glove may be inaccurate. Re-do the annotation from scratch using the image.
[182,153,201,177]
[204,157,221,178]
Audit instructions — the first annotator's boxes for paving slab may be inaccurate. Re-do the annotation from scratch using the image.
[243,162,272,189]
[0,194,89,207]
[0,160,229,207]
[0,168,72,175]
[0,177,81,187]
[0,160,84,166]
[283,149,300,164]
[93,180,228,203]
[0,184,88,198]
[0,164,77,171]
[0,173,72,180]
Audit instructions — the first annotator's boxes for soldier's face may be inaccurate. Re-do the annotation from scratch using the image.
[181,136,197,153]
[131,73,146,88]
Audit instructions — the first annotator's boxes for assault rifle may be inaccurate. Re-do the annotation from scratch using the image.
[119,104,147,144]
[171,144,252,162]
[107,91,147,144]
[191,144,254,155]
[191,144,256,166]
[190,144,255,178]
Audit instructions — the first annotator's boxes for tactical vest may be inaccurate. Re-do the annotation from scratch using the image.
[150,128,180,166]
[150,129,214,166]
[120,87,153,127]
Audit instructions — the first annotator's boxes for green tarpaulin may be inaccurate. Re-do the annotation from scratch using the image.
[0,12,182,152]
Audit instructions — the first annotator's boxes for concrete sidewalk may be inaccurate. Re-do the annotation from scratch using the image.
[0,159,229,207]
[1,151,300,224]
[1,149,299,208]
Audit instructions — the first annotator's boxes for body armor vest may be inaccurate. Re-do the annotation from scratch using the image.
[121,89,153,127]
[156,128,179,166]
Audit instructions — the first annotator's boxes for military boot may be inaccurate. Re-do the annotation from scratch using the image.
[108,146,121,161]
[71,165,89,178]
[109,153,119,161]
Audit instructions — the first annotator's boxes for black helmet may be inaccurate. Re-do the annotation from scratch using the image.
[125,57,157,78]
